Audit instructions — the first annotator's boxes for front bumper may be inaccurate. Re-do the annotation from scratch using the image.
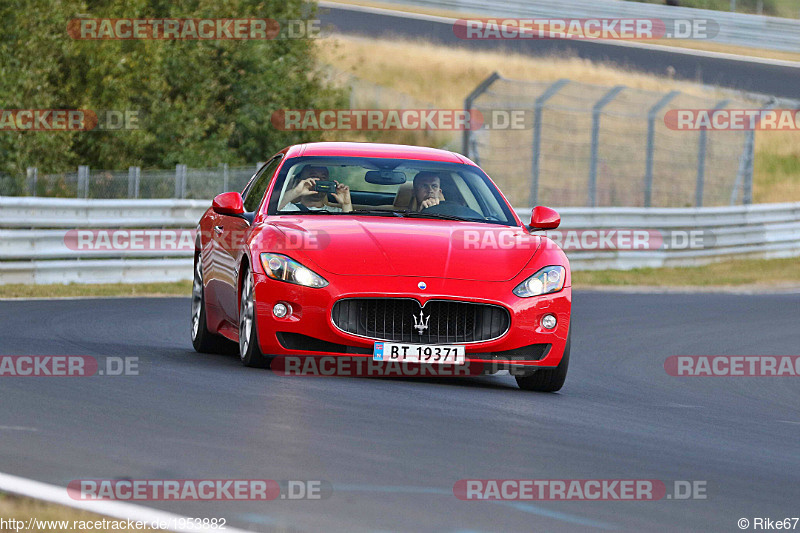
[253,273,571,368]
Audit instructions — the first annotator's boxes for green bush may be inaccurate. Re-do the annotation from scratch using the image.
[0,0,345,176]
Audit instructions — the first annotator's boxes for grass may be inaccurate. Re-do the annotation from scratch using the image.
[324,0,800,60]
[572,256,800,287]
[0,281,191,299]
[0,492,158,532]
[319,34,734,112]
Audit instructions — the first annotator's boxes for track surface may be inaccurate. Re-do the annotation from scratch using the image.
[318,3,800,99]
[1,293,799,532]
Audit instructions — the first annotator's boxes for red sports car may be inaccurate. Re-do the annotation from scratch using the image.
[191,142,571,391]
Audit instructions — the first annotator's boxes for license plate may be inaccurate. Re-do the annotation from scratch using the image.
[373,342,465,364]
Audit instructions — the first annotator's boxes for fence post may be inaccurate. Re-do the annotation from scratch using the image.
[181,165,188,198]
[127,166,141,198]
[462,71,501,158]
[589,86,625,207]
[27,167,38,197]
[530,79,570,207]
[733,100,776,205]
[222,163,229,193]
[175,164,187,199]
[644,91,680,207]
[77,165,89,199]
[696,99,730,207]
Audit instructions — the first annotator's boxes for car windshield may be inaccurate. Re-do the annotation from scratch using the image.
[267,156,518,226]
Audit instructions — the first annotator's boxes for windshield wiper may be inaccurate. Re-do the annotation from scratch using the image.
[276,209,345,215]
[403,211,469,222]
[351,209,405,217]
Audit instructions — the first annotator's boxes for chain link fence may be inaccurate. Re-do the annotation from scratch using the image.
[463,73,795,208]
[1,164,260,200]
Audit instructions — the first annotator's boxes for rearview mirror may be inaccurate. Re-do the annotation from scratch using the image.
[529,206,560,230]
[212,192,244,216]
[365,170,406,185]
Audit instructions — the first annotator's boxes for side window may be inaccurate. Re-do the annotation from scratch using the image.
[243,156,282,212]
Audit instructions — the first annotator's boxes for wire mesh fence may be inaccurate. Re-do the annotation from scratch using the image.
[463,74,785,208]
[0,164,262,200]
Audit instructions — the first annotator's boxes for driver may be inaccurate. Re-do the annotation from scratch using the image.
[278,165,352,212]
[412,171,445,211]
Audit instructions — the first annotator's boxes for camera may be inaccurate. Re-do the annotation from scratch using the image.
[313,180,337,193]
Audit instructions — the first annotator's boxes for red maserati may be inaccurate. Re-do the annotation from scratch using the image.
[191,142,571,391]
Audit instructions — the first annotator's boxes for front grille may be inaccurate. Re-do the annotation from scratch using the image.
[331,298,510,343]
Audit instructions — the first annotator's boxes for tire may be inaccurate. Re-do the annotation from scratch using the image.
[515,329,570,392]
[238,266,270,368]
[191,255,233,354]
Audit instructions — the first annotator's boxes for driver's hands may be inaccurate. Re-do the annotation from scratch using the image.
[288,177,319,202]
[420,197,441,210]
[331,181,353,212]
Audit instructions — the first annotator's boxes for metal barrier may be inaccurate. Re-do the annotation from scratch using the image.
[1,198,799,284]
[373,0,800,52]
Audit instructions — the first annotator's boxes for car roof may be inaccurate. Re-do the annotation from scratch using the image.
[284,142,476,165]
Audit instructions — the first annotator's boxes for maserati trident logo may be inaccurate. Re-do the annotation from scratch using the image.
[413,310,430,335]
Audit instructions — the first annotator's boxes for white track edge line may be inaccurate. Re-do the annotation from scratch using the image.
[0,472,255,533]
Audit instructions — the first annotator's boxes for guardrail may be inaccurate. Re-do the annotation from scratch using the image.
[1,198,799,284]
[373,0,800,52]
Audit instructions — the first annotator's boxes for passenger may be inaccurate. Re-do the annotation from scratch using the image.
[279,166,352,212]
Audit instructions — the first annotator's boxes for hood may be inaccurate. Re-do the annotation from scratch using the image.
[267,216,541,282]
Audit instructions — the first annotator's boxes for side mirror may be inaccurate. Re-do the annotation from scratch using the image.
[529,206,560,230]
[212,192,244,216]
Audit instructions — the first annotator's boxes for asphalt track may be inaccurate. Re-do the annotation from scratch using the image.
[1,292,799,532]
[317,3,800,100]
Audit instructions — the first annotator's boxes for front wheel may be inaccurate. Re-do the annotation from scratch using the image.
[238,267,270,368]
[515,329,570,392]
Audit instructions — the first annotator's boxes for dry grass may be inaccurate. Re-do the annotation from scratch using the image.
[0,492,158,532]
[0,281,191,299]
[753,131,800,203]
[573,256,800,287]
[319,34,734,108]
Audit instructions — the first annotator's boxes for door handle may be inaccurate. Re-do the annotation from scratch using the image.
[213,225,223,235]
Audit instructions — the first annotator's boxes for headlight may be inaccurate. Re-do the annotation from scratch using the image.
[513,266,565,297]
[260,253,328,288]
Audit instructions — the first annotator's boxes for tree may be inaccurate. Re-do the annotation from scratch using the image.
[0,0,344,177]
